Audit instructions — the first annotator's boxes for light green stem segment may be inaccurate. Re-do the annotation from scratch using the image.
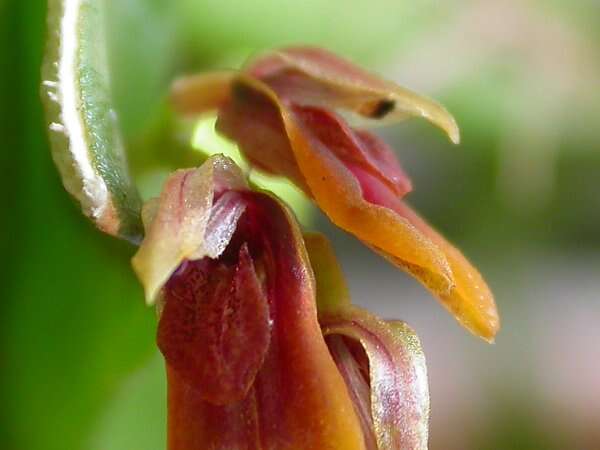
[42,0,142,242]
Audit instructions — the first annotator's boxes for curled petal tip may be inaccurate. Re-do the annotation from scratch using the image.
[132,165,213,305]
[415,97,460,145]
[436,248,499,342]
[386,85,461,145]
[459,310,500,343]
[248,46,462,145]
[473,312,500,343]
[446,113,461,145]
[439,276,500,342]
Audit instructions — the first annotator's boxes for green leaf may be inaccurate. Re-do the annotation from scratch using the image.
[42,0,142,241]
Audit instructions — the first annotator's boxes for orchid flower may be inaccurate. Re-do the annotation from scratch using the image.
[42,2,498,447]
[131,154,429,450]
[171,47,500,341]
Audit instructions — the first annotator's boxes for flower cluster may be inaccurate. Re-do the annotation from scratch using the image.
[46,33,499,449]
[130,48,499,449]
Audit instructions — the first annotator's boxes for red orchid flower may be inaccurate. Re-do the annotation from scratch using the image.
[131,155,429,450]
[171,47,500,341]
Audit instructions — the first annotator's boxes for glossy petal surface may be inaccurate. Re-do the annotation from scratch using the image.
[390,203,500,341]
[307,233,429,450]
[323,311,429,450]
[305,234,429,450]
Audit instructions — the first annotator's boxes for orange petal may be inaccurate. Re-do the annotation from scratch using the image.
[351,163,500,340]
[392,202,500,342]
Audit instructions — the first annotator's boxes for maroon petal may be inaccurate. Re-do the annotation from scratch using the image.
[217,82,309,192]
[161,192,366,450]
[158,243,271,405]
[292,105,413,198]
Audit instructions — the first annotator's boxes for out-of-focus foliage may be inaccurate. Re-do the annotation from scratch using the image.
[1,1,599,450]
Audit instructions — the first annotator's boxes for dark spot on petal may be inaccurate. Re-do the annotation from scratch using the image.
[369,99,395,119]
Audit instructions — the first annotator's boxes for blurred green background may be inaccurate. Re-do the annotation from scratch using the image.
[1,1,599,449]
